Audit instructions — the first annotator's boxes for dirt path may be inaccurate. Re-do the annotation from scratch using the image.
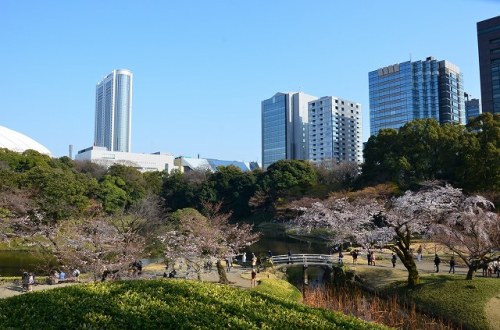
[0,282,78,299]
[0,264,273,299]
[485,293,500,330]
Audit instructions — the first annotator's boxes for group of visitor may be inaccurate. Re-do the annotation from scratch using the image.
[21,272,35,292]
[49,268,80,284]
[130,260,143,276]
[482,257,500,277]
[367,250,376,266]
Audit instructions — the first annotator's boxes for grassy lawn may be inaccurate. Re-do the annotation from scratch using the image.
[391,276,500,330]
[354,265,500,330]
[0,279,390,329]
[251,278,302,303]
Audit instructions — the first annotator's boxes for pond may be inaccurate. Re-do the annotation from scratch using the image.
[247,223,330,257]
[0,250,56,276]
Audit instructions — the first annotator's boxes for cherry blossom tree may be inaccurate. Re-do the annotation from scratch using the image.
[293,197,384,249]
[160,202,259,284]
[381,183,464,286]
[292,182,469,287]
[0,197,154,280]
[431,195,499,280]
[1,213,146,280]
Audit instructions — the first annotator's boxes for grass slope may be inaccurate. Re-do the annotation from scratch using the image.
[0,279,389,330]
[391,275,500,330]
[250,278,302,303]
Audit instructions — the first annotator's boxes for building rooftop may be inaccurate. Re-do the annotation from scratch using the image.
[0,126,51,155]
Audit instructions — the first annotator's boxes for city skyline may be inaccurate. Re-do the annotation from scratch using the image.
[1,1,497,161]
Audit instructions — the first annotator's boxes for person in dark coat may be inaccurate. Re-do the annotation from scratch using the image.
[434,254,441,272]
[449,256,456,274]
[391,253,397,268]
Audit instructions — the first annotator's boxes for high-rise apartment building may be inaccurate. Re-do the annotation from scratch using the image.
[464,93,482,123]
[308,96,362,164]
[477,16,500,115]
[94,69,133,152]
[261,92,316,169]
[369,57,464,136]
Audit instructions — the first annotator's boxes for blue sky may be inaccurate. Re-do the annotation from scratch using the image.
[1,0,498,161]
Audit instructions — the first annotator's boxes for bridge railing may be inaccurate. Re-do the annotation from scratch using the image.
[269,254,337,266]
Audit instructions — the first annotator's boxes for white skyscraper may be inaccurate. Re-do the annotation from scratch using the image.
[308,96,362,164]
[94,69,133,152]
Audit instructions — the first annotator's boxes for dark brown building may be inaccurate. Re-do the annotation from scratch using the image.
[477,16,500,114]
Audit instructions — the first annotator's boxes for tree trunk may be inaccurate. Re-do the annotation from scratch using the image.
[407,262,420,287]
[394,226,420,287]
[216,259,230,284]
[466,266,475,280]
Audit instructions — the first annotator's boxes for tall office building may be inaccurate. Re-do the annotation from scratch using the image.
[477,16,500,114]
[261,92,316,169]
[308,96,362,164]
[369,57,464,136]
[464,92,482,123]
[94,69,133,152]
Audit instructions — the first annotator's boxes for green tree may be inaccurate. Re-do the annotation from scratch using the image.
[106,165,147,207]
[143,170,167,195]
[465,113,500,191]
[360,128,401,186]
[200,166,256,217]
[98,175,129,214]
[253,160,317,212]
[161,170,208,211]
[21,166,97,222]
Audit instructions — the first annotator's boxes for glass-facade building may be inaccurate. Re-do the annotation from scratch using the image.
[478,16,500,115]
[464,93,482,123]
[261,92,316,169]
[369,57,464,136]
[308,96,362,164]
[94,69,133,152]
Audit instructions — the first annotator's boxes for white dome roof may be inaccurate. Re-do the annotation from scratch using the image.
[0,126,51,155]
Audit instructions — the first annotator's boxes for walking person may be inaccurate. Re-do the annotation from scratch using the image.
[434,254,441,273]
[391,253,397,268]
[351,250,358,265]
[250,268,257,288]
[367,250,371,265]
[287,249,293,264]
[417,245,423,261]
[449,256,456,274]
[27,272,34,292]
[370,251,376,266]
[494,257,500,278]
[21,272,29,292]
[251,253,257,268]
[338,250,344,265]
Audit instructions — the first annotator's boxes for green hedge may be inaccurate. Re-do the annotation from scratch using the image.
[0,280,389,329]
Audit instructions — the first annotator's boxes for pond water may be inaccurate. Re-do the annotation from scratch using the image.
[0,250,56,276]
[247,223,330,257]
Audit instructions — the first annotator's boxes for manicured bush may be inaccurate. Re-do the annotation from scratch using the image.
[0,280,389,329]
